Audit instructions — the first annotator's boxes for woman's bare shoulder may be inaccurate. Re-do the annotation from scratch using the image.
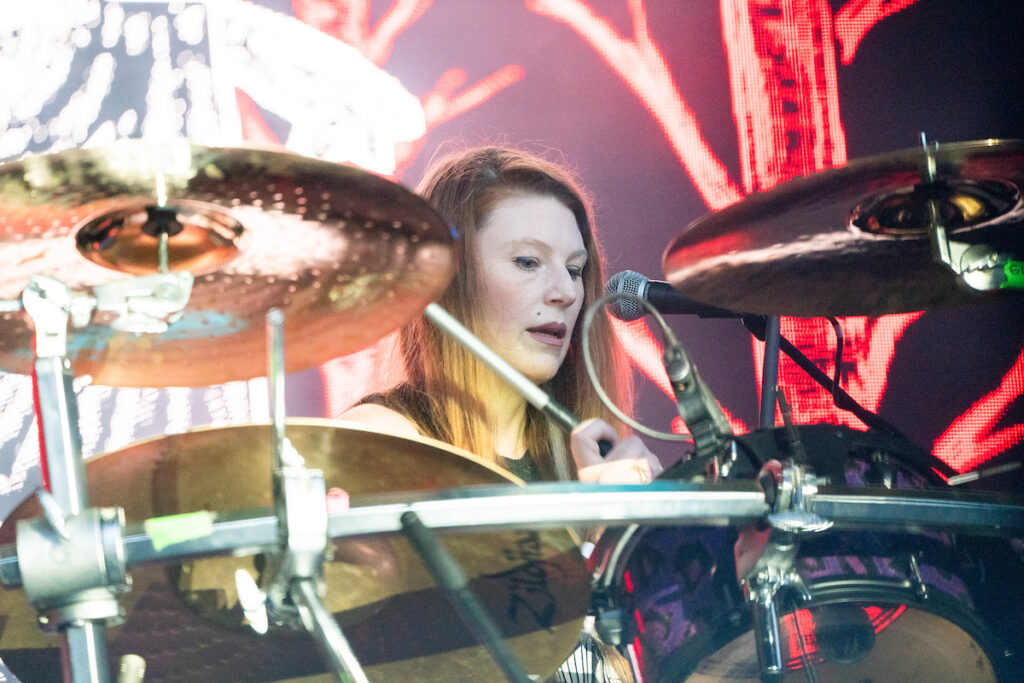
[337,403,421,439]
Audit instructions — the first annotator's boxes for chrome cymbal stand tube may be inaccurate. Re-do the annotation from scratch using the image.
[17,276,127,683]
[259,309,369,683]
[7,269,193,682]
[758,316,781,430]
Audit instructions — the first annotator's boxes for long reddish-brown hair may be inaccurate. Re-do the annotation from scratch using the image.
[402,146,633,480]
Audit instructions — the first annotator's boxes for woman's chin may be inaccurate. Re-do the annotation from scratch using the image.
[521,364,561,386]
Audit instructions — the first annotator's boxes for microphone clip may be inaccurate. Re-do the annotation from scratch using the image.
[663,343,732,460]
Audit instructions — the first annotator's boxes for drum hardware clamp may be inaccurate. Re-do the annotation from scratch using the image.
[10,272,193,682]
[743,459,834,683]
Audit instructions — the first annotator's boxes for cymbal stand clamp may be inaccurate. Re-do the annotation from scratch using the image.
[918,135,1020,291]
[91,272,194,334]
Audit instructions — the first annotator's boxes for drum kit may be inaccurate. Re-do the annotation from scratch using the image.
[0,138,1022,682]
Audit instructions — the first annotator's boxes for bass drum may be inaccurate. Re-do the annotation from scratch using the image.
[590,425,1024,681]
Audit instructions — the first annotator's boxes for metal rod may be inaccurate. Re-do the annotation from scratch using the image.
[62,622,111,683]
[291,578,369,683]
[743,316,907,440]
[6,484,1024,590]
[424,302,610,454]
[810,487,1024,532]
[751,587,783,683]
[266,308,286,469]
[401,511,531,683]
[759,316,781,429]
[919,133,954,269]
[158,232,169,274]
[34,356,89,515]
[23,277,115,683]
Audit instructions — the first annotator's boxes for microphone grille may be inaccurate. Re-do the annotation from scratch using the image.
[604,270,647,321]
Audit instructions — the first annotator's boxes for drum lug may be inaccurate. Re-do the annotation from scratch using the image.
[745,548,812,683]
[907,552,929,600]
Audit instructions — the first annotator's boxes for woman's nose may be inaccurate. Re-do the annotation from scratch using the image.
[546,269,579,306]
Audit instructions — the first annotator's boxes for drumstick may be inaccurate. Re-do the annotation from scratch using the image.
[424,303,612,456]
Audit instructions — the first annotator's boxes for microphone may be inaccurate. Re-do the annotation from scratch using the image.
[604,270,741,320]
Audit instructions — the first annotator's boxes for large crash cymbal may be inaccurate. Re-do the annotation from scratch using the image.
[0,140,455,386]
[664,139,1024,317]
[0,419,588,682]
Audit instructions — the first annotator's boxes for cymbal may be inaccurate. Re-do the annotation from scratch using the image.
[0,140,455,386]
[664,139,1024,316]
[0,419,587,682]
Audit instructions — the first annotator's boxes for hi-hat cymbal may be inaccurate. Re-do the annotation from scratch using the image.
[0,140,455,386]
[664,139,1024,317]
[0,419,588,682]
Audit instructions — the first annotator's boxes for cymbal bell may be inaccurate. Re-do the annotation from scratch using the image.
[0,419,588,681]
[0,140,456,386]
[664,138,1024,317]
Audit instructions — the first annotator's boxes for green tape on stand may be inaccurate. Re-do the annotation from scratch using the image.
[144,510,215,551]
[1003,260,1024,289]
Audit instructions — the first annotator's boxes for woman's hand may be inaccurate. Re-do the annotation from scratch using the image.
[571,418,663,484]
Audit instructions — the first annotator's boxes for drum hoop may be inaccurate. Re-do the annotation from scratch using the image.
[594,524,643,592]
[788,577,1014,680]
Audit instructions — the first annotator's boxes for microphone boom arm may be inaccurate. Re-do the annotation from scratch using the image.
[742,315,910,442]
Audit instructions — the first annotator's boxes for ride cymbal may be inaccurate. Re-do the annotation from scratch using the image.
[664,139,1024,316]
[0,419,588,682]
[0,140,455,386]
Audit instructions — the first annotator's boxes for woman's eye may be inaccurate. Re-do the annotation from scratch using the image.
[567,266,583,280]
[514,256,539,270]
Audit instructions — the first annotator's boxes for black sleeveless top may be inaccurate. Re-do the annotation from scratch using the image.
[357,384,543,481]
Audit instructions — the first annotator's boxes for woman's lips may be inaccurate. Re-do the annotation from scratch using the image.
[527,322,567,347]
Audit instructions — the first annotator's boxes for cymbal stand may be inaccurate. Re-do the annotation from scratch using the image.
[257,309,369,683]
[11,269,192,682]
[758,316,781,430]
[744,460,832,683]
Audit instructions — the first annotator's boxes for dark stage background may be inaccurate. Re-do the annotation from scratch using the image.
[0,0,1023,678]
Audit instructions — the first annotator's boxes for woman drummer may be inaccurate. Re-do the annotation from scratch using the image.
[342,145,662,486]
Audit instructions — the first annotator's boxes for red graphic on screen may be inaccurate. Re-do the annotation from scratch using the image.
[528,0,1022,472]
[935,351,1024,472]
[834,0,920,64]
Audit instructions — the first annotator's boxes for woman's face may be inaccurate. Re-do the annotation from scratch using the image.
[470,193,587,384]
